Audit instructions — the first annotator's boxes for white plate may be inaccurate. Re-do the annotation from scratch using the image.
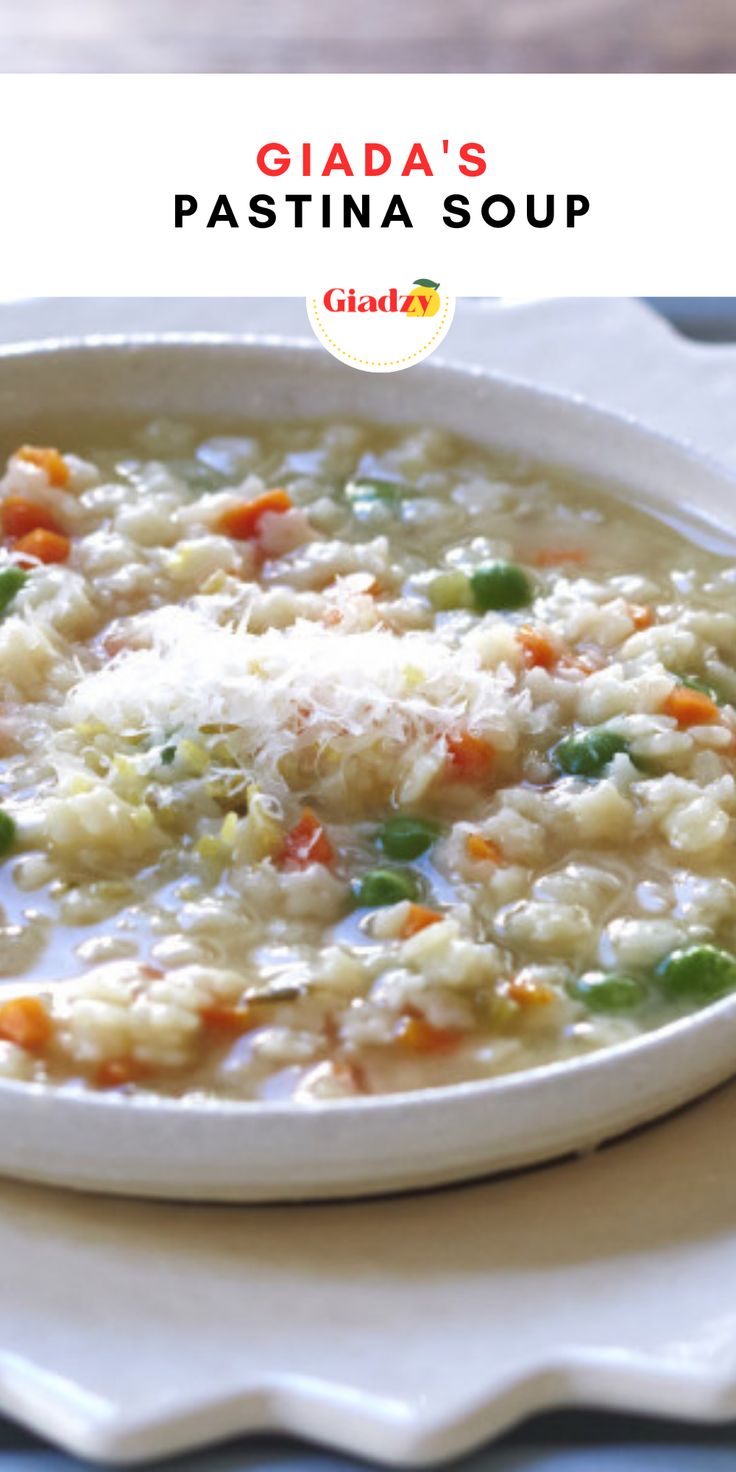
[2,299,736,1464]
[5,1082,736,1466]
[2,330,736,1202]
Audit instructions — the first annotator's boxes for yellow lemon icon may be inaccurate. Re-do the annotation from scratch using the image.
[406,278,441,317]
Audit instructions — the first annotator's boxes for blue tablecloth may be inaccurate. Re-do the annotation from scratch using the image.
[2,1411,736,1470]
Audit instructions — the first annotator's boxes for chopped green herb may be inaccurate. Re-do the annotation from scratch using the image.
[167,459,225,494]
[160,745,177,766]
[345,478,405,512]
[428,570,472,611]
[673,673,724,705]
[0,810,16,859]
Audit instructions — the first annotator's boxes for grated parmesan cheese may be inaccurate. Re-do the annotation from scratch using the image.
[65,605,527,813]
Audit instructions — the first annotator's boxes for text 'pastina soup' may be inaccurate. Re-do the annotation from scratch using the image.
[0,418,734,1100]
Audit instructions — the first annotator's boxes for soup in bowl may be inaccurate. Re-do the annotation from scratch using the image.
[0,335,735,1198]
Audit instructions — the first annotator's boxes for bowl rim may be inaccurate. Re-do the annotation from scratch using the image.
[0,327,735,1121]
[3,327,735,506]
[0,980,735,1119]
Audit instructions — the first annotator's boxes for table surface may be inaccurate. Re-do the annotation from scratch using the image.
[2,1409,736,1471]
[2,0,736,72]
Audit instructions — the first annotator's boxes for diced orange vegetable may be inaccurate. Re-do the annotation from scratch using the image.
[532,548,588,568]
[507,978,556,1008]
[446,731,495,781]
[0,995,53,1052]
[400,904,443,939]
[662,686,720,727]
[629,603,654,631]
[278,808,335,869]
[518,624,558,670]
[200,1004,255,1037]
[217,489,293,541]
[466,832,503,864]
[2,496,62,539]
[13,529,70,565]
[16,445,69,488]
[95,1058,148,1090]
[395,1015,462,1054]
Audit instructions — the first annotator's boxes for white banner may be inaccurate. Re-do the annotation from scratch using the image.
[0,74,732,297]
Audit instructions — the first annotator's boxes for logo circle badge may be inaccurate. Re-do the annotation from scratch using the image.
[307,278,456,373]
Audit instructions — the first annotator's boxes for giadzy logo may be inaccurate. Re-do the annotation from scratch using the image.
[308,276,454,373]
[324,278,442,317]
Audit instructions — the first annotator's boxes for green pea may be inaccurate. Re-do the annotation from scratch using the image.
[568,973,647,1013]
[555,728,631,779]
[655,945,736,1004]
[470,561,533,613]
[0,568,27,618]
[428,570,472,612]
[0,810,16,858]
[160,745,177,766]
[354,868,420,908]
[377,816,440,861]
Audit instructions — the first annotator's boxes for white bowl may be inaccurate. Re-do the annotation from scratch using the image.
[2,332,736,1202]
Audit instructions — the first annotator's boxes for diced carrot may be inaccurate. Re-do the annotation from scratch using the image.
[395,1015,462,1054]
[200,1004,255,1037]
[95,1058,148,1090]
[216,489,293,541]
[13,529,70,565]
[278,808,335,869]
[532,548,588,568]
[0,995,53,1052]
[2,496,62,539]
[446,731,495,781]
[507,978,556,1008]
[518,624,558,670]
[466,832,503,864]
[629,603,654,631]
[400,904,443,939]
[15,445,69,488]
[662,686,720,727]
